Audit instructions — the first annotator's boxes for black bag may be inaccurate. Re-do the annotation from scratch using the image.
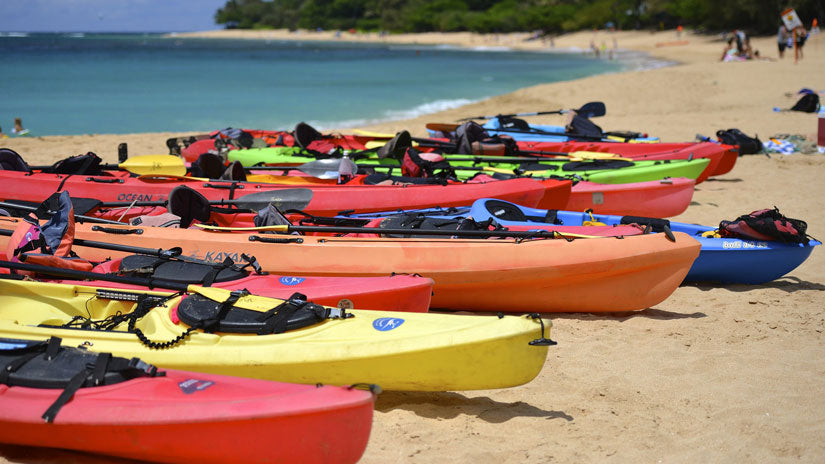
[789,93,820,113]
[716,128,763,155]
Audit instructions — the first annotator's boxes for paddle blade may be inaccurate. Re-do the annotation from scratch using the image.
[576,102,606,118]
[232,189,313,211]
[120,155,187,176]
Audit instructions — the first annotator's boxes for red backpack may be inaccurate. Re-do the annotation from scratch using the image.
[719,207,809,244]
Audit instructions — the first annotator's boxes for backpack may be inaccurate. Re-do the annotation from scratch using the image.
[789,93,820,113]
[719,207,809,244]
[716,128,763,155]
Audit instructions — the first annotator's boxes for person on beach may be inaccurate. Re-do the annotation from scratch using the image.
[11,118,29,136]
[777,25,790,58]
[795,26,808,59]
[0,126,7,139]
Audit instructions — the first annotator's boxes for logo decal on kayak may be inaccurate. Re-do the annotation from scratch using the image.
[373,317,405,331]
[279,276,306,286]
[117,193,154,202]
[591,192,604,205]
[178,379,215,394]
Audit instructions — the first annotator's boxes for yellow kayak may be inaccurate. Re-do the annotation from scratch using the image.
[0,278,550,391]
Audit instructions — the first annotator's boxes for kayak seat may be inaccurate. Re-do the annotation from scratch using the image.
[377,214,494,239]
[561,160,635,172]
[484,199,528,222]
[118,254,248,286]
[176,292,330,334]
[519,163,559,172]
[363,173,448,186]
[620,216,671,233]
[0,149,31,172]
[0,336,161,422]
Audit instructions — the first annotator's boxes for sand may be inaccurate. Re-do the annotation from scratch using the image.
[1,29,824,463]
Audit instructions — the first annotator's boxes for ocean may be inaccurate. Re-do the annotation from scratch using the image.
[0,33,624,136]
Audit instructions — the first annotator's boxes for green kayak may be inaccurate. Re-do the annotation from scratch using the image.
[227,147,710,184]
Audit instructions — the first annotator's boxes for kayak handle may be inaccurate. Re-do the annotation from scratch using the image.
[527,313,557,346]
[91,226,144,235]
[249,235,304,244]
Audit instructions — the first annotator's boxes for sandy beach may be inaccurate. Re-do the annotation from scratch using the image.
[1,29,824,463]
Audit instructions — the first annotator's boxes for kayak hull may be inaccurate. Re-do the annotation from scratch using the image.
[461,199,821,284]
[0,170,554,216]
[0,278,550,391]
[568,178,695,217]
[0,368,373,464]
[0,218,699,313]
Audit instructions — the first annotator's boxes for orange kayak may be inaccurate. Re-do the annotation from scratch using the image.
[0,217,700,313]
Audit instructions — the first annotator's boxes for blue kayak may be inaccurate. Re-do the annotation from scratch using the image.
[341,198,819,285]
[426,118,659,143]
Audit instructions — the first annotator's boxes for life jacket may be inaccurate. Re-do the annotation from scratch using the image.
[6,191,93,271]
[401,148,455,178]
[453,121,519,156]
[719,207,809,244]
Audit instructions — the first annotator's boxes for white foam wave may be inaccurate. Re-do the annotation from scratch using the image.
[305,98,477,131]
[0,32,29,37]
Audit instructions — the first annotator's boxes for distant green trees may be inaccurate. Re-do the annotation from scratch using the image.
[214,0,824,35]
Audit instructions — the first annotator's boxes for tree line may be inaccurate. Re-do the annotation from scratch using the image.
[215,0,823,35]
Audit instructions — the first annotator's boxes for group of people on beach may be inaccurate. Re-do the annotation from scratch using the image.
[0,118,28,138]
[720,20,817,62]
[720,29,761,61]
[777,21,814,59]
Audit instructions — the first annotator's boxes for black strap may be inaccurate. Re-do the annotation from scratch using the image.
[255,294,306,335]
[90,352,112,386]
[42,367,90,423]
[200,290,246,333]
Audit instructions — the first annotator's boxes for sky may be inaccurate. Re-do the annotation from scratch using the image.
[1,0,230,33]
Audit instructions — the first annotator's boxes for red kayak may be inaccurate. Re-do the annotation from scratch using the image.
[569,177,695,217]
[0,337,374,464]
[0,168,568,215]
[68,257,433,312]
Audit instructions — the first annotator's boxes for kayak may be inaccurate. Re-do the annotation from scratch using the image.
[420,198,821,284]
[0,217,701,312]
[479,120,659,142]
[23,254,434,313]
[0,277,550,391]
[513,140,738,179]
[230,146,710,185]
[568,177,695,217]
[0,336,374,464]
[0,165,563,216]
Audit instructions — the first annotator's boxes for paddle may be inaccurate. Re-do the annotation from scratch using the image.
[457,101,606,122]
[0,259,329,313]
[425,122,634,143]
[194,222,609,240]
[30,155,188,177]
[0,201,123,225]
[98,189,315,211]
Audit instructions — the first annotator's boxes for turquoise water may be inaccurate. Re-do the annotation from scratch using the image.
[0,33,622,136]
